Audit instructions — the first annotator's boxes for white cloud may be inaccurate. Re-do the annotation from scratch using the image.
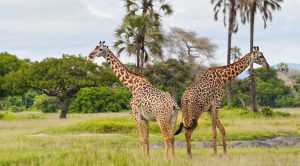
[0,0,299,66]
[81,1,112,19]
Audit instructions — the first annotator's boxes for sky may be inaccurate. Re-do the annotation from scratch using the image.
[0,0,299,66]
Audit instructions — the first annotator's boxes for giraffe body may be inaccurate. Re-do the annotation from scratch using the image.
[89,41,179,158]
[177,47,270,158]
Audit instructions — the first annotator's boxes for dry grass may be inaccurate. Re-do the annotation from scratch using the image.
[0,108,299,165]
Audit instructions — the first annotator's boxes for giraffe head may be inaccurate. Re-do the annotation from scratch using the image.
[251,46,270,70]
[88,41,109,59]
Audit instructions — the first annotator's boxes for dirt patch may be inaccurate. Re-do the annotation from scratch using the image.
[150,136,300,148]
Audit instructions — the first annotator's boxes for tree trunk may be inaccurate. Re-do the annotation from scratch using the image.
[249,2,259,112]
[226,3,234,107]
[136,48,140,74]
[59,97,71,119]
[171,86,178,102]
[140,51,144,74]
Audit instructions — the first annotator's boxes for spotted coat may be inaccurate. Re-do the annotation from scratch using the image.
[180,47,270,157]
[89,41,179,158]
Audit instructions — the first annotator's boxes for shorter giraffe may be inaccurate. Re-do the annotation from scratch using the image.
[89,41,179,158]
[175,47,270,158]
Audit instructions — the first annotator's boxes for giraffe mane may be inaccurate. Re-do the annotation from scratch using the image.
[205,53,251,72]
[109,50,149,82]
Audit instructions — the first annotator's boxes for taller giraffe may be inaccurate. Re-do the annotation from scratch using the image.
[88,41,179,158]
[175,47,270,158]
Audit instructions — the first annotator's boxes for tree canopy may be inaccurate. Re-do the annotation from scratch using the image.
[4,55,101,118]
[0,52,29,98]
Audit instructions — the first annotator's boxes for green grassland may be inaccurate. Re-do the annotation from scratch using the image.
[0,108,300,166]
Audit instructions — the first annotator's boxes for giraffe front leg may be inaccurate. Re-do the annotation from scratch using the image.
[142,119,149,155]
[132,111,147,156]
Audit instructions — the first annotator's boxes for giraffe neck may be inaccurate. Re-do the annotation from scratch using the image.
[218,53,253,83]
[103,50,148,92]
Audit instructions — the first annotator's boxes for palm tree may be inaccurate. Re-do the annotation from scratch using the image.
[211,0,240,106]
[240,0,282,112]
[114,0,173,74]
[231,46,242,62]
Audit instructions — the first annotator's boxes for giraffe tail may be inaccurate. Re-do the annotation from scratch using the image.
[174,122,184,135]
[174,120,198,135]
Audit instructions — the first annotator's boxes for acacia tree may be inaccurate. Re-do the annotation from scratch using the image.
[164,27,217,78]
[4,55,101,118]
[211,0,240,106]
[114,0,173,73]
[231,46,242,62]
[240,0,283,112]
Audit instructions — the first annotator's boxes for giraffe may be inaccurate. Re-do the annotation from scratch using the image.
[175,46,270,158]
[88,41,179,158]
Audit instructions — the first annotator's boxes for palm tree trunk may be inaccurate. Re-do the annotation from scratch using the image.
[226,3,234,107]
[249,3,259,112]
[136,46,141,74]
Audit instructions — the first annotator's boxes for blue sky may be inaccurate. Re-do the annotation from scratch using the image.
[0,0,299,66]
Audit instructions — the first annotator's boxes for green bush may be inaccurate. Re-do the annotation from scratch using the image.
[260,107,290,117]
[0,96,24,112]
[261,107,274,117]
[69,87,131,113]
[32,95,59,113]
[275,96,295,107]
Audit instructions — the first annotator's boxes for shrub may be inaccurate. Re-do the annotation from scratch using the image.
[69,87,131,113]
[260,107,290,117]
[0,96,24,112]
[32,95,59,113]
[275,96,294,107]
[261,107,274,117]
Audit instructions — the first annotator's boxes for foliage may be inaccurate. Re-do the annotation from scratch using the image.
[32,95,59,113]
[230,67,293,108]
[164,27,217,62]
[69,87,131,113]
[4,55,101,118]
[0,111,41,120]
[239,0,283,28]
[20,90,40,109]
[97,62,120,87]
[261,107,274,116]
[0,52,29,98]
[144,59,194,104]
[239,0,283,112]
[276,62,289,74]
[0,96,25,112]
[114,0,173,73]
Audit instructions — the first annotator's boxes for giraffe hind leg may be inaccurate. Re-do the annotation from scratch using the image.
[216,117,227,154]
[211,111,217,155]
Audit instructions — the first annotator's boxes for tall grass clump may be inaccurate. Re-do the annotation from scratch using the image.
[54,117,161,134]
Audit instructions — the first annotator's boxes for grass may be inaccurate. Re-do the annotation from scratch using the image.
[0,108,299,165]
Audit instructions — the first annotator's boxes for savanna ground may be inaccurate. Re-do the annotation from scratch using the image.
[0,108,300,166]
